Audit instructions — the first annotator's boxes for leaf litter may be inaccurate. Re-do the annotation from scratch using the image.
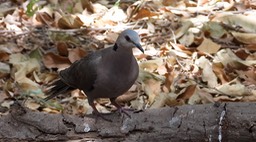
[0,0,255,116]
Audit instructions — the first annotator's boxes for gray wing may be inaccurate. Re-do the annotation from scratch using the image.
[59,51,102,92]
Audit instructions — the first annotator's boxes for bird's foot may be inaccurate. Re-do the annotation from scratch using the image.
[115,107,132,118]
[109,98,133,119]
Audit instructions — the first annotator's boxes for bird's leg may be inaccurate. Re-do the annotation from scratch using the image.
[88,98,112,122]
[110,98,131,118]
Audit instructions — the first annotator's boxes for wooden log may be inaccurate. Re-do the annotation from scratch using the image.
[0,102,255,141]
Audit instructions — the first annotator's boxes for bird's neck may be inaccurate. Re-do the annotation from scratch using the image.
[107,45,135,68]
[113,44,133,55]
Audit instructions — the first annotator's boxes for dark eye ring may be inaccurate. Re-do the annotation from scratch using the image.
[125,35,131,42]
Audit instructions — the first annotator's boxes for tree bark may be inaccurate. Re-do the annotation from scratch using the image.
[0,102,255,142]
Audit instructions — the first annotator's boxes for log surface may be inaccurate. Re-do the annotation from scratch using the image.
[0,102,255,142]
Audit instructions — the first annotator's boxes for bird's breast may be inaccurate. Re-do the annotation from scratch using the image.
[92,55,139,98]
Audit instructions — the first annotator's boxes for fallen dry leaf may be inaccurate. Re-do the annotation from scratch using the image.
[56,42,69,57]
[9,53,40,89]
[43,52,71,69]
[139,59,164,73]
[214,48,256,69]
[195,56,218,87]
[175,20,193,39]
[0,62,10,78]
[25,99,41,110]
[215,78,246,96]
[231,32,256,44]
[177,84,197,101]
[202,21,226,39]
[213,95,242,102]
[236,68,256,85]
[197,88,215,104]
[212,63,230,84]
[101,6,127,23]
[213,14,256,33]
[197,37,221,54]
[0,52,9,62]
[68,48,87,63]
[133,8,158,20]
[151,92,169,108]
[130,95,147,110]
[116,92,138,104]
[35,12,54,26]
[143,78,162,105]
[58,15,83,29]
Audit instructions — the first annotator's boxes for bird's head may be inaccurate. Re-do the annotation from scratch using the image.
[114,29,144,53]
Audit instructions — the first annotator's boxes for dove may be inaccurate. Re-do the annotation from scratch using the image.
[44,29,143,119]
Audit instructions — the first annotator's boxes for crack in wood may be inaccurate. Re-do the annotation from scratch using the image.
[248,123,256,133]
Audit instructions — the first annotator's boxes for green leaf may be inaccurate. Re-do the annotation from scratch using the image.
[26,0,40,17]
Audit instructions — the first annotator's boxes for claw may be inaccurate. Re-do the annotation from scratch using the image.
[116,107,131,118]
[110,98,132,118]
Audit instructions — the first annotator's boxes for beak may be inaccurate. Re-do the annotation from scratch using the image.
[133,42,144,53]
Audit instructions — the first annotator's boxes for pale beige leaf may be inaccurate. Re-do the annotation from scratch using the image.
[102,6,127,23]
[139,59,164,73]
[156,64,167,75]
[203,21,226,39]
[197,88,215,104]
[73,0,84,13]
[9,53,40,88]
[197,37,221,54]
[25,99,40,110]
[165,92,183,106]
[195,56,218,87]
[231,32,256,44]
[147,21,155,33]
[138,69,165,83]
[143,79,162,105]
[130,95,147,110]
[216,78,246,96]
[213,14,256,33]
[178,30,194,46]
[175,20,193,39]
[151,93,168,108]
[214,48,256,67]
[213,96,242,102]
[1,100,14,109]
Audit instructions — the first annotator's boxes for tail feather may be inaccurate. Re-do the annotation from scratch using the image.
[44,79,74,101]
